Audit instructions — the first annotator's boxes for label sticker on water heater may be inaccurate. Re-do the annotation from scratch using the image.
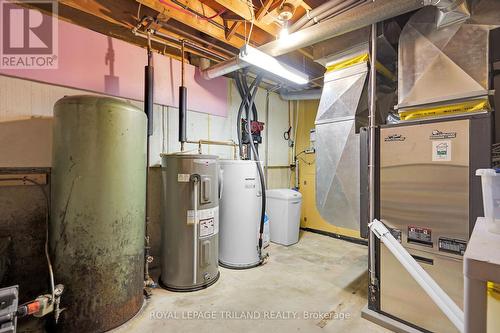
[244,178,256,189]
[187,207,219,237]
[432,140,452,162]
[199,217,215,237]
[178,174,190,182]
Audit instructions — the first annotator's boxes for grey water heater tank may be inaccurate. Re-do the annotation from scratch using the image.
[50,95,146,333]
[160,154,220,291]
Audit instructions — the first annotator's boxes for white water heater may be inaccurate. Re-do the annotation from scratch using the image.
[219,160,263,269]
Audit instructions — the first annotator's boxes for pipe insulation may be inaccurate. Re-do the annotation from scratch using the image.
[298,0,367,32]
[289,0,345,32]
[145,50,154,136]
[179,86,187,143]
[369,219,465,333]
[179,41,187,144]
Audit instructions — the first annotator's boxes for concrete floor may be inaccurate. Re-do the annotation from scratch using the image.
[114,231,390,333]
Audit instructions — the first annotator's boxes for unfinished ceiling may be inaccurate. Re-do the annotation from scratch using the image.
[25,0,338,89]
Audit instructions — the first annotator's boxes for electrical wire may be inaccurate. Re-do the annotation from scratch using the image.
[0,177,55,303]
[245,6,255,46]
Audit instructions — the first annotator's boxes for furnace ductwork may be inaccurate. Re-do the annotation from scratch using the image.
[397,5,491,120]
[314,28,397,231]
[200,0,474,80]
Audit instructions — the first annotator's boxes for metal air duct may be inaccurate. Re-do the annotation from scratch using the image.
[280,89,322,100]
[397,5,490,119]
[314,29,397,231]
[434,0,470,28]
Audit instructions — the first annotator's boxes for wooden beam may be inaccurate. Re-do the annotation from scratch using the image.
[54,1,227,61]
[211,0,253,21]
[299,1,311,11]
[137,0,247,47]
[210,0,280,36]
[255,0,275,21]
[225,21,241,40]
[268,0,282,13]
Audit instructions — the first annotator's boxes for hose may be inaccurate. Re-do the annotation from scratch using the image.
[235,75,260,158]
[237,74,267,258]
[243,75,267,255]
[239,72,259,122]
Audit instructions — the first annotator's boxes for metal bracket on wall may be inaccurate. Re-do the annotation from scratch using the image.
[0,174,47,187]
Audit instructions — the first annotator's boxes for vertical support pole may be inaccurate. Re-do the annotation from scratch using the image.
[145,36,154,136]
[368,23,378,290]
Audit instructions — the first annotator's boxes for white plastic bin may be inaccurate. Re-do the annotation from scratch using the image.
[476,169,500,234]
[266,189,302,245]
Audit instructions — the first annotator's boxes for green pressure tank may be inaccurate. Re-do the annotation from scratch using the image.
[50,96,146,332]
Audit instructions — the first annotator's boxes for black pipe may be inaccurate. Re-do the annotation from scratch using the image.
[236,75,260,158]
[239,72,259,122]
[243,75,266,254]
[145,50,154,136]
[237,74,266,257]
[179,86,187,143]
[144,48,154,286]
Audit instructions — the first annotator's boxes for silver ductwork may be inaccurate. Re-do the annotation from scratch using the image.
[280,89,322,100]
[397,5,491,119]
[314,28,397,231]
[200,58,243,80]
[200,0,474,80]
[434,0,470,28]
[200,0,425,79]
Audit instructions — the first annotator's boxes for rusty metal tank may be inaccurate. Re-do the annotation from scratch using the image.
[50,95,146,332]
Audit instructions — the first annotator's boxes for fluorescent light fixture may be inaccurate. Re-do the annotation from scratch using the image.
[239,45,309,85]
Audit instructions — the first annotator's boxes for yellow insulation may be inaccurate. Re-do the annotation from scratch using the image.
[399,99,491,121]
[325,53,396,81]
[489,282,500,301]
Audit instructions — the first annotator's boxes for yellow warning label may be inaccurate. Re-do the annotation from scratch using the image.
[399,99,491,121]
[488,282,500,301]
[325,53,396,82]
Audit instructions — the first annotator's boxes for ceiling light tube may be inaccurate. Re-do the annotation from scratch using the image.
[239,45,309,85]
